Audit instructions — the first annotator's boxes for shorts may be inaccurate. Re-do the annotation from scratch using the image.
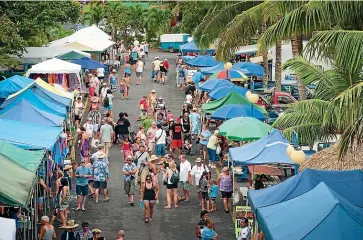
[200,144,208,152]
[139,167,149,183]
[75,115,82,121]
[196,185,201,193]
[154,70,160,76]
[148,142,155,152]
[36,197,44,204]
[201,192,209,200]
[221,191,232,199]
[210,197,216,203]
[124,179,135,195]
[167,183,178,189]
[102,142,111,148]
[179,181,190,191]
[94,181,108,189]
[155,144,166,156]
[104,104,113,110]
[93,124,99,132]
[172,139,182,148]
[133,59,137,65]
[136,72,143,77]
[76,184,88,196]
[120,89,125,93]
[208,148,217,162]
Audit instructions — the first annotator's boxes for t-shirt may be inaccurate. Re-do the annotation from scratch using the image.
[106,94,113,105]
[136,61,144,72]
[147,127,157,143]
[100,124,113,143]
[170,123,182,140]
[155,129,167,145]
[115,117,131,134]
[83,122,94,136]
[191,164,210,186]
[237,227,251,240]
[132,51,138,60]
[182,118,190,133]
[207,135,218,150]
[97,68,105,77]
[143,118,153,132]
[139,98,148,110]
[200,177,208,193]
[186,94,193,104]
[179,160,191,182]
[75,166,92,186]
[135,151,150,169]
[201,227,217,240]
[200,130,211,145]
[153,60,161,70]
[210,185,218,198]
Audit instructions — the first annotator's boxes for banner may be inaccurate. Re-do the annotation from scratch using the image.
[235,206,253,238]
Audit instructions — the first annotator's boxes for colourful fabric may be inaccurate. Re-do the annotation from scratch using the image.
[93,159,109,181]
[220,174,233,192]
[122,162,137,181]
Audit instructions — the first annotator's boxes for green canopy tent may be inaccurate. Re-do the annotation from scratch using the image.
[0,154,37,208]
[0,140,45,172]
[201,90,267,114]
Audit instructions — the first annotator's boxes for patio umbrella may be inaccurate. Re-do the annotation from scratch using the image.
[234,62,264,76]
[210,69,248,82]
[209,85,248,100]
[210,104,266,121]
[219,116,272,141]
[199,79,234,92]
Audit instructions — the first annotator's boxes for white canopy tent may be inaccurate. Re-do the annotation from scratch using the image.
[0,217,16,240]
[26,58,81,75]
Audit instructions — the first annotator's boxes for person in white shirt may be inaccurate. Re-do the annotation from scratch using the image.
[191,158,210,205]
[144,42,149,59]
[154,124,167,158]
[133,38,139,47]
[83,117,94,139]
[100,83,109,102]
[179,155,191,201]
[97,67,105,81]
[238,218,251,240]
[135,59,144,85]
[185,92,193,104]
[207,130,219,169]
[152,57,161,83]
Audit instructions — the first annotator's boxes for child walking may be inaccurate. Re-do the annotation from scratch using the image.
[199,171,210,211]
[119,78,127,100]
[209,180,218,211]
[122,137,132,160]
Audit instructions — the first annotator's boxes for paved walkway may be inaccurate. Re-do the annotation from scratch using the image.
[71,52,234,239]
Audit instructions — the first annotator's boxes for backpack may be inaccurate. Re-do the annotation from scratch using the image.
[103,96,109,107]
[170,170,179,184]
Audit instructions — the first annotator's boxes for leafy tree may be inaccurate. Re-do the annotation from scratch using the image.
[82,1,104,27]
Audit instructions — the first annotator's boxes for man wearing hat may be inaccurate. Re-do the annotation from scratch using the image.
[191,157,210,206]
[100,82,109,103]
[75,222,92,240]
[60,220,79,240]
[93,152,110,203]
[122,155,137,205]
[91,145,109,165]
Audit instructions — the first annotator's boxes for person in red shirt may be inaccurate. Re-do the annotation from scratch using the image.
[163,59,170,83]
[170,118,184,157]
[137,96,148,121]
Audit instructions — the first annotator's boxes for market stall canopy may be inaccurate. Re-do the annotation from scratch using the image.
[8,81,71,108]
[210,69,248,82]
[257,182,363,240]
[233,62,264,77]
[211,104,266,121]
[0,99,64,126]
[72,57,106,69]
[0,119,62,150]
[26,58,81,75]
[229,130,293,166]
[219,116,272,141]
[0,154,36,208]
[186,55,220,67]
[180,40,215,54]
[0,140,45,172]
[199,79,234,92]
[201,91,267,114]
[209,85,248,100]
[0,75,33,99]
[299,143,363,171]
[200,62,254,76]
[62,42,97,52]
[248,169,363,212]
[0,89,67,117]
[35,78,74,99]
[71,35,114,52]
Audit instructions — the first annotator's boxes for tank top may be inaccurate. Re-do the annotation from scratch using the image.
[220,174,233,192]
[41,225,54,240]
[110,75,117,85]
[125,65,131,74]
[143,182,156,200]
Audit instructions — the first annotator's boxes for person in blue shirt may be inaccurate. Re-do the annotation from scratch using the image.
[202,218,219,240]
[209,180,219,212]
[75,160,92,211]
[198,124,212,161]
[192,68,203,89]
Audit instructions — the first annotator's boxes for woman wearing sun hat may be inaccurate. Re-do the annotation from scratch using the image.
[60,220,79,240]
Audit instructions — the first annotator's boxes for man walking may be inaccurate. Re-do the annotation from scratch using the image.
[114,112,131,146]
[191,158,210,206]
[93,152,110,203]
[100,119,114,157]
[152,57,161,83]
[179,155,192,202]
[75,160,92,211]
[135,145,150,188]
[135,58,144,85]
[91,145,109,166]
[155,123,167,159]
[170,118,183,156]
[123,155,137,205]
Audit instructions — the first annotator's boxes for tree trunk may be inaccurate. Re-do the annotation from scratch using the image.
[261,21,269,88]
[291,33,307,100]
[274,40,282,92]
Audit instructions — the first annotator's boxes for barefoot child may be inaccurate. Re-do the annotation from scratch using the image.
[119,78,127,100]
[209,180,218,211]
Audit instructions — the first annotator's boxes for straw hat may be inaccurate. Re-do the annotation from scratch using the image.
[64,220,79,229]
[299,143,363,171]
[64,165,72,171]
[149,155,158,162]
[96,152,106,159]
[195,157,202,163]
[92,228,102,234]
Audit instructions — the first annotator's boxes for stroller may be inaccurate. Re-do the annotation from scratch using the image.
[182,132,193,155]
[155,96,167,118]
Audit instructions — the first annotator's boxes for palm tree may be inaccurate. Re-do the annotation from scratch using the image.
[82,2,105,27]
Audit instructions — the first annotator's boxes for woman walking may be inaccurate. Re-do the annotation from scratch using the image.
[104,89,113,117]
[59,177,70,228]
[74,97,85,128]
[164,162,179,209]
[79,127,89,164]
[217,167,233,213]
[140,174,159,223]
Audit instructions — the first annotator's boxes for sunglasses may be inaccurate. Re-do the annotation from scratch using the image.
[146,178,152,181]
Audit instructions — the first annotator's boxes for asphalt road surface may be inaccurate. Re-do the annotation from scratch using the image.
[70,52,235,240]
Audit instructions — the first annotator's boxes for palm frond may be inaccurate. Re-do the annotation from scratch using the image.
[339,116,363,158]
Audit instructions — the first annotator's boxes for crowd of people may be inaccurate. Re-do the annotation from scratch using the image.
[39,39,245,240]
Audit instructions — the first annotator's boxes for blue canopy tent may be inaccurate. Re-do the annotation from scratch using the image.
[179,40,215,54]
[30,83,71,108]
[210,104,266,121]
[186,55,220,67]
[200,62,257,76]
[248,168,363,212]
[72,57,105,69]
[257,182,363,240]
[0,89,67,117]
[229,130,294,166]
[0,119,62,150]
[0,75,33,99]
[234,62,264,77]
[209,85,248,100]
[0,99,64,126]
[199,79,234,92]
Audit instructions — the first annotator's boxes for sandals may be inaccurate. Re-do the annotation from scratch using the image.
[104,198,111,202]
[145,218,149,223]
